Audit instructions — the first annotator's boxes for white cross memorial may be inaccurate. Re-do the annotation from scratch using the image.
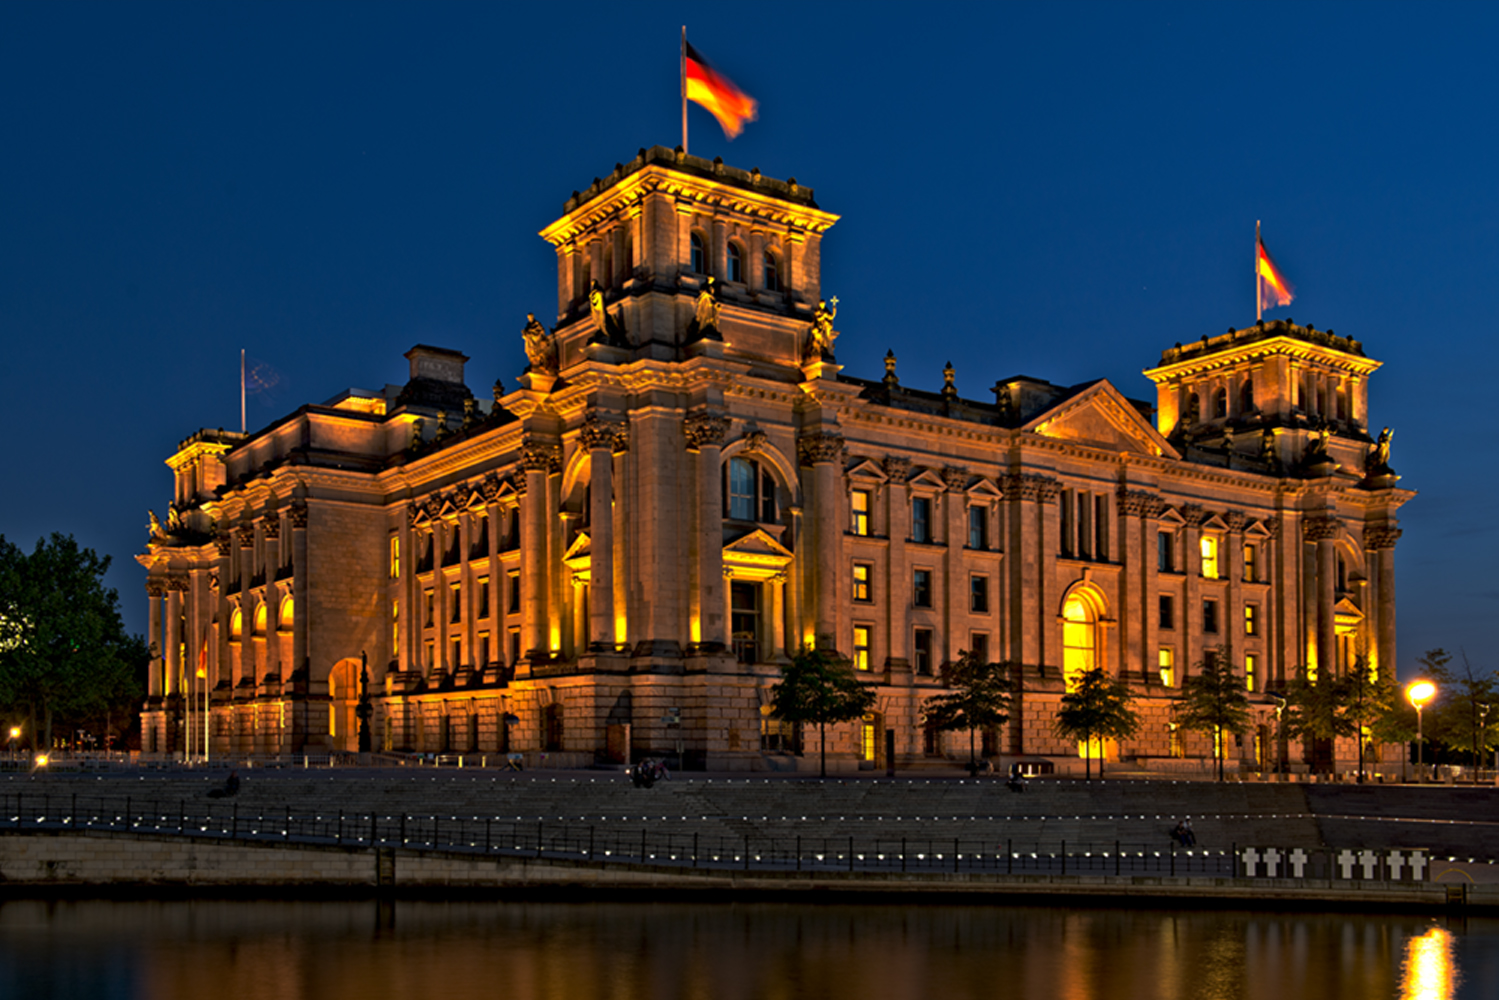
[1241,847,1260,876]
[1289,848,1309,878]
[1359,850,1379,880]
[1409,851,1428,881]
[1262,847,1282,877]
[1387,851,1405,881]
[1337,849,1357,879]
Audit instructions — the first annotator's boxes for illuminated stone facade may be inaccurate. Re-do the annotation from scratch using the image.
[138,147,1412,773]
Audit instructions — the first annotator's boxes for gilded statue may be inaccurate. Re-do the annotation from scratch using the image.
[807,295,839,359]
[694,276,722,333]
[522,313,557,374]
[1372,426,1393,469]
[147,510,164,539]
[588,281,608,338]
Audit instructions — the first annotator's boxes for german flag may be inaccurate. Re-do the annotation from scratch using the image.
[685,41,757,139]
[1256,235,1294,313]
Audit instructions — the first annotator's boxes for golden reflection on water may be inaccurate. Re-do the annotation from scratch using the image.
[0,900,1486,999]
[1401,926,1457,1000]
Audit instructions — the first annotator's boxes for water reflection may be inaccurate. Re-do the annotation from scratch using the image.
[0,900,1489,1000]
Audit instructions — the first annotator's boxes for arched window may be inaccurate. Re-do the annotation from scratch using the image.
[763,252,780,291]
[727,242,743,283]
[1240,379,1254,414]
[1213,387,1228,418]
[229,607,243,641]
[253,602,268,636]
[724,456,777,523]
[690,232,707,275]
[1061,593,1097,687]
[278,594,294,631]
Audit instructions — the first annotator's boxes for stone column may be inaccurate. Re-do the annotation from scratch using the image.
[165,580,185,697]
[214,531,232,696]
[612,444,629,648]
[941,468,969,665]
[262,516,281,682]
[800,431,845,651]
[1225,512,1247,667]
[769,572,787,659]
[290,501,309,683]
[1366,525,1401,681]
[684,411,730,648]
[581,416,619,650]
[146,581,165,697]
[399,506,417,671]
[1182,507,1206,675]
[236,522,254,687]
[883,457,912,667]
[1116,489,1160,680]
[519,436,557,660]
[1307,515,1342,678]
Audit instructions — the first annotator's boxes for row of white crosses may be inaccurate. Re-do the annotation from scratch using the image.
[1238,847,1428,881]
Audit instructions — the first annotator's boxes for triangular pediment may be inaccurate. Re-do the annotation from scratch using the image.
[1201,513,1229,532]
[908,469,948,491]
[1022,381,1181,459]
[1333,596,1365,623]
[562,531,591,563]
[723,527,794,559]
[1245,520,1272,538]
[723,527,794,581]
[1159,507,1187,526]
[968,477,1003,498]
[847,458,888,482]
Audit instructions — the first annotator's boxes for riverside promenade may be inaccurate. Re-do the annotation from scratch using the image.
[1,767,1496,910]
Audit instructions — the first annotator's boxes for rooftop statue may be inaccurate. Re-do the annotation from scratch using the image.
[522,313,557,374]
[694,277,722,335]
[807,295,839,360]
[1372,426,1394,470]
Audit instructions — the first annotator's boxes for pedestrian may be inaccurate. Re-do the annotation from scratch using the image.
[1171,820,1187,846]
[1182,818,1196,846]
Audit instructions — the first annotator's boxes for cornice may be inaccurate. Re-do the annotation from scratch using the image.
[1143,335,1382,383]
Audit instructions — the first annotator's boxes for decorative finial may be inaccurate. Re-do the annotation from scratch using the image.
[942,361,957,400]
[883,349,899,388]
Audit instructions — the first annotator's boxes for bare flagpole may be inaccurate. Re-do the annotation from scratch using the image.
[240,349,246,434]
[1255,220,1262,324]
[681,26,688,155]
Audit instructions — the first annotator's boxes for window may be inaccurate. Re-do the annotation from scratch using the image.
[969,632,989,664]
[478,576,490,619]
[230,607,243,641]
[1159,595,1175,630]
[1169,723,1185,758]
[278,595,294,631]
[913,569,933,608]
[763,251,780,292]
[853,625,871,671]
[968,506,987,549]
[727,242,743,283]
[862,714,879,762]
[478,631,491,667]
[913,628,934,675]
[1213,387,1228,418]
[730,581,759,664]
[1241,379,1255,414]
[1158,531,1175,572]
[1243,543,1258,583]
[851,489,870,536]
[761,708,796,752]
[970,575,989,614]
[690,232,707,274]
[508,571,520,614]
[1203,599,1219,634]
[254,603,267,635]
[1059,490,1074,557]
[424,640,434,670]
[726,457,777,522]
[389,536,400,579]
[450,582,462,623]
[508,628,521,665]
[542,703,564,752]
[1094,495,1109,559]
[1244,604,1258,636]
[1158,647,1175,687]
[1061,593,1096,687]
[912,496,932,543]
[391,601,400,652]
[1245,653,1257,692]
[450,638,461,669]
[424,589,435,627]
[852,563,872,603]
[1200,535,1219,579]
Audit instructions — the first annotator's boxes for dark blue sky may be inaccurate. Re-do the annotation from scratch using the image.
[2,2,1493,678]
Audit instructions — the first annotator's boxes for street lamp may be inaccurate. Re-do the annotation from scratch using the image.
[1407,680,1437,781]
[7,726,19,764]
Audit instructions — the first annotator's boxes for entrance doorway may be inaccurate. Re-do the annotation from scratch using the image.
[328,658,360,752]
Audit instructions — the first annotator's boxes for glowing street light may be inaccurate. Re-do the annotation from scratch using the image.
[1407,680,1437,780]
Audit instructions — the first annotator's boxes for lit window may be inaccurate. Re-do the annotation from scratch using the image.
[1245,653,1257,692]
[1243,543,1258,582]
[862,714,878,761]
[970,575,989,614]
[968,506,987,549]
[389,536,400,579]
[912,497,932,543]
[726,457,776,522]
[1062,594,1096,688]
[853,563,872,603]
[727,242,743,283]
[913,569,933,608]
[1158,647,1175,687]
[391,601,399,652]
[763,252,780,292]
[913,628,934,675]
[1203,599,1219,634]
[1169,723,1185,758]
[278,595,294,631]
[230,607,243,641]
[690,232,707,274]
[1159,595,1175,630]
[853,625,871,671]
[253,603,267,636]
[1244,604,1258,636]
[1200,535,1219,579]
[851,489,870,536]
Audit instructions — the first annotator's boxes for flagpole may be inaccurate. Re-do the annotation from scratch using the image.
[681,26,688,155]
[1255,220,1262,324]
[240,349,246,434]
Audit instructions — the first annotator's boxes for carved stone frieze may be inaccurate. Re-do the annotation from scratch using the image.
[1223,511,1250,533]
[798,431,846,466]
[682,411,731,451]
[510,471,529,497]
[942,467,969,492]
[262,517,281,541]
[1115,488,1166,519]
[480,473,504,503]
[1363,524,1403,550]
[288,501,308,530]
[1001,473,1061,503]
[882,456,913,484]
[1180,504,1212,528]
[407,501,422,526]
[1263,516,1282,539]
[1302,514,1344,542]
[236,524,255,547]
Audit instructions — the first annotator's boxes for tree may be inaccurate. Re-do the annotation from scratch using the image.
[1282,666,1357,774]
[1172,650,1252,782]
[1341,656,1402,783]
[768,647,876,778]
[1425,650,1499,773]
[922,652,1013,775]
[0,534,142,751]
[1053,667,1140,781]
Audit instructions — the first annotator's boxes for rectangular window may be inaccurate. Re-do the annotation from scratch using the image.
[508,571,520,614]
[913,569,933,608]
[1203,599,1219,634]
[968,506,987,549]
[862,714,878,762]
[912,497,932,543]
[913,628,934,675]
[392,600,400,653]
[761,468,777,523]
[970,632,989,664]
[450,581,462,623]
[424,640,434,670]
[1158,531,1175,572]
[1158,647,1175,687]
[1077,491,1091,559]
[509,627,521,666]
[730,581,760,665]
[969,575,989,614]
[389,536,400,579]
[1200,535,1219,579]
[1243,543,1258,582]
[1059,491,1073,557]
[852,563,872,603]
[851,490,870,536]
[853,625,871,671]
[424,589,435,627]
[1244,604,1258,636]
[1159,595,1175,630]
[478,631,491,667]
[1095,495,1110,560]
[478,576,491,619]
[450,638,461,668]
[1169,724,1185,758]
[1245,653,1258,692]
[728,458,756,520]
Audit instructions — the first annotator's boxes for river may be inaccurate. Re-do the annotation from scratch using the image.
[0,899,1493,999]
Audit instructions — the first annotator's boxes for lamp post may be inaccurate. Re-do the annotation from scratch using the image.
[1478,702,1491,782]
[1267,692,1287,779]
[1407,680,1436,782]
[7,726,18,764]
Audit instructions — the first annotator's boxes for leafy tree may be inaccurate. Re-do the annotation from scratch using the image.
[1282,665,1356,774]
[1341,656,1402,783]
[1053,667,1140,781]
[0,534,142,751]
[769,647,875,778]
[1172,649,1252,782]
[1424,650,1499,770]
[922,652,1013,775]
